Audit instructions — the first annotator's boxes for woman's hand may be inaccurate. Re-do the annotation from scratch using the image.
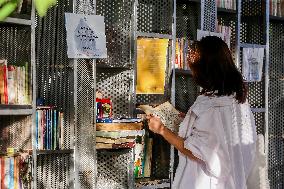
[146,114,165,135]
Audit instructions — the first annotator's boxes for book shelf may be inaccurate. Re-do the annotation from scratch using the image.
[0,1,35,188]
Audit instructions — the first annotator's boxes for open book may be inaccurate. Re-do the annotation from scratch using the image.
[138,101,183,132]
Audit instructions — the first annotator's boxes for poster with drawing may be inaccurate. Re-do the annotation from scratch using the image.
[242,48,264,82]
[65,13,107,59]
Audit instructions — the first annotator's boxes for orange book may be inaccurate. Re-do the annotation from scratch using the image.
[14,156,18,189]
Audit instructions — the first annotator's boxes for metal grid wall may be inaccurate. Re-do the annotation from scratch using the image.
[0,24,31,65]
[239,0,267,139]
[174,74,198,113]
[137,0,173,34]
[96,69,132,118]
[73,1,97,188]
[240,0,265,45]
[0,115,32,151]
[176,0,200,40]
[35,0,75,188]
[268,21,284,189]
[96,0,133,68]
[36,154,72,189]
[97,149,133,189]
[203,0,216,32]
[75,59,96,189]
[35,0,74,150]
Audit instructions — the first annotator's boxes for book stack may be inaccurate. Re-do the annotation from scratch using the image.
[0,59,30,105]
[0,154,31,189]
[216,0,236,10]
[216,25,231,49]
[36,107,64,150]
[175,38,190,70]
[270,0,284,17]
[96,120,143,149]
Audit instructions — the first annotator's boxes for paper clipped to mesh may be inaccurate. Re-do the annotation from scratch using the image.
[138,101,183,132]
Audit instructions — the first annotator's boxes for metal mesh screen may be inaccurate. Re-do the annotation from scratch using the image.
[96,69,132,118]
[268,22,284,189]
[240,0,265,44]
[0,115,32,151]
[137,0,173,34]
[35,0,75,188]
[97,149,133,189]
[203,0,216,32]
[175,74,198,113]
[35,0,74,150]
[36,154,72,189]
[0,24,31,66]
[75,60,96,189]
[96,0,133,68]
[176,0,200,40]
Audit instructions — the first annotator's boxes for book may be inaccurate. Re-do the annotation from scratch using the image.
[0,60,8,104]
[7,65,16,104]
[143,138,153,177]
[138,101,183,132]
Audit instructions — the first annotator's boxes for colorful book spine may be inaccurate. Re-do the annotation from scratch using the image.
[36,107,63,150]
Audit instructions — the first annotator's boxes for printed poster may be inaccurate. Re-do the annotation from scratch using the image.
[136,38,169,94]
[65,13,107,59]
[242,48,264,82]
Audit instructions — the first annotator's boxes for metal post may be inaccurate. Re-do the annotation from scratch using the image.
[170,0,177,187]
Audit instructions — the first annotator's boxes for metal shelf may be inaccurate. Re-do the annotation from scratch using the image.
[175,69,193,76]
[0,105,33,115]
[0,17,31,25]
[217,7,236,14]
[136,32,173,39]
[269,15,284,22]
[36,149,74,155]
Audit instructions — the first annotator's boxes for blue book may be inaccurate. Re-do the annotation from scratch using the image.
[9,157,14,189]
[50,109,53,150]
[36,111,38,149]
[53,110,57,150]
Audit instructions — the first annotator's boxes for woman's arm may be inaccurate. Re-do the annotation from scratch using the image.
[147,115,201,162]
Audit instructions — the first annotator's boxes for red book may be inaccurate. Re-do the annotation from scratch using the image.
[1,156,5,189]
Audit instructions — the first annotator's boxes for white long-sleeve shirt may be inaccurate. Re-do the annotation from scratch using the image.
[173,95,257,189]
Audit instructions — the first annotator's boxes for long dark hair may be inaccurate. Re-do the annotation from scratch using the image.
[188,36,247,103]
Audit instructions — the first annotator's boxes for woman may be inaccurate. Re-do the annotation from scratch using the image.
[147,36,257,189]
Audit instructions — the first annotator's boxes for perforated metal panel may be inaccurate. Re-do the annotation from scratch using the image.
[176,0,200,40]
[137,0,173,34]
[0,115,32,151]
[96,0,133,68]
[75,59,96,189]
[268,21,284,189]
[203,0,216,32]
[97,149,134,189]
[37,154,72,189]
[35,0,74,150]
[175,74,198,113]
[96,69,132,118]
[35,0,75,188]
[240,0,266,45]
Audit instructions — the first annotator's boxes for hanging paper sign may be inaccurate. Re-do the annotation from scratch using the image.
[242,48,264,82]
[65,13,107,59]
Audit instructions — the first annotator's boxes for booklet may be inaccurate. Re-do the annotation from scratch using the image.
[138,101,183,132]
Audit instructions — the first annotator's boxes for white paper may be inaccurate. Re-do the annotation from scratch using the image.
[197,29,224,41]
[242,48,264,82]
[65,13,107,59]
